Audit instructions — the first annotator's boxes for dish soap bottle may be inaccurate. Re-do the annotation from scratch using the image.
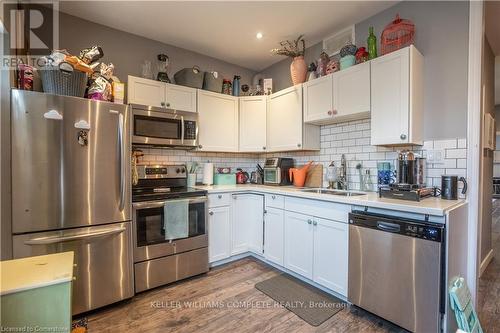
[367,27,378,60]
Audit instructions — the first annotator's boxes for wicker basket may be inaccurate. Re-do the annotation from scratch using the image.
[40,68,87,97]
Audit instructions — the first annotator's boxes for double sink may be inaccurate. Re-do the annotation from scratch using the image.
[299,188,366,197]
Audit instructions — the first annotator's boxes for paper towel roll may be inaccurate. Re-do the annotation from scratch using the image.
[202,163,214,185]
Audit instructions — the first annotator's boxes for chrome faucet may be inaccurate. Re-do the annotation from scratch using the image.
[338,154,348,190]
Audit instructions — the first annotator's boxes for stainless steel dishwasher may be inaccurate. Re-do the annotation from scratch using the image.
[348,211,445,333]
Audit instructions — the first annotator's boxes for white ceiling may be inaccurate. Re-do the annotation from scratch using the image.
[59,1,396,71]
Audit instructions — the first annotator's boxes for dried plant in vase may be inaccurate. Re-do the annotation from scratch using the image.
[271,35,307,85]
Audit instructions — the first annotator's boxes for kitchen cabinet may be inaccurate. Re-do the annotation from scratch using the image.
[197,90,239,152]
[263,206,285,266]
[267,85,320,152]
[370,45,423,146]
[231,194,264,255]
[312,218,348,295]
[303,62,370,125]
[208,205,231,263]
[239,96,267,152]
[128,76,197,112]
[284,211,314,279]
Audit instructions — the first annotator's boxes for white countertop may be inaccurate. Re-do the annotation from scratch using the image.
[194,184,466,216]
[0,252,74,296]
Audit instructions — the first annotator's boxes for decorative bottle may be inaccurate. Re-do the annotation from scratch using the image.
[232,75,241,96]
[367,27,378,60]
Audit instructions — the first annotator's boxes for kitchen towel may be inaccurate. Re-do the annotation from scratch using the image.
[164,199,189,240]
[202,163,214,185]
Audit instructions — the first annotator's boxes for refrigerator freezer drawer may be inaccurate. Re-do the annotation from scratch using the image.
[134,247,209,293]
[13,221,134,315]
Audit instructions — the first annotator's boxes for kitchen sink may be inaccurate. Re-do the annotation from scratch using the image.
[299,188,366,197]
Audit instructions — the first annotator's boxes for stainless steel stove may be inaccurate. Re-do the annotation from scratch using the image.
[132,165,208,293]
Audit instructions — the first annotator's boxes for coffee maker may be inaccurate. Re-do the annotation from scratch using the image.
[379,150,434,201]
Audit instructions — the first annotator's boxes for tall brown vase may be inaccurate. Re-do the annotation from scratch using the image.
[290,56,307,85]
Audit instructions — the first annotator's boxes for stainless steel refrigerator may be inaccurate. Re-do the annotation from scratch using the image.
[10,89,134,315]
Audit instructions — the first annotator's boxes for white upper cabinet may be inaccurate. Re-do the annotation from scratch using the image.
[165,83,197,113]
[303,62,370,125]
[332,61,370,120]
[267,85,320,152]
[370,45,423,146]
[197,90,239,152]
[128,76,197,113]
[303,75,333,123]
[239,96,267,152]
[128,76,165,108]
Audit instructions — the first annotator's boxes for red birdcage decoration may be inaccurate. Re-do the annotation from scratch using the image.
[381,14,415,55]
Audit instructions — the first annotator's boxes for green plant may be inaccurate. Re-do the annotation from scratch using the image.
[271,35,306,58]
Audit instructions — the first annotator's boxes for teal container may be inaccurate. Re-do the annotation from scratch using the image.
[214,173,236,185]
[340,55,355,70]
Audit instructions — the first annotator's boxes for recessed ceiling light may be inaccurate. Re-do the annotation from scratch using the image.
[256,32,263,39]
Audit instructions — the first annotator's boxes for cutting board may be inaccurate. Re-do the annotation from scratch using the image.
[303,163,323,188]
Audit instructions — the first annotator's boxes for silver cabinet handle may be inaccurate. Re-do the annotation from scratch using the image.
[307,219,313,225]
[263,146,266,150]
[198,144,203,149]
[313,221,318,226]
[209,211,214,216]
[218,194,222,199]
[118,113,125,211]
[297,143,302,148]
[400,134,407,140]
[166,102,171,107]
[24,227,126,245]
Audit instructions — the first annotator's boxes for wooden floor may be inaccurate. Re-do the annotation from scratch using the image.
[84,258,405,333]
[477,199,500,332]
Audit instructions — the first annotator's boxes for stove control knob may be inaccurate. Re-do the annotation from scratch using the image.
[176,168,181,173]
[181,168,185,173]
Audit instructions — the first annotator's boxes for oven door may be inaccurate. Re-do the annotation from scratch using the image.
[132,196,207,262]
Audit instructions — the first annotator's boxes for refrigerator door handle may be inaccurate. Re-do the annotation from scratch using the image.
[24,227,127,245]
[118,113,126,211]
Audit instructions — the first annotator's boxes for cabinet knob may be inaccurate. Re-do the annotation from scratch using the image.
[307,219,313,225]
[264,210,267,214]
[327,110,333,116]
[313,221,318,226]
[332,109,338,115]
[198,144,203,149]
[166,102,171,107]
[262,146,266,150]
[160,102,165,107]
[209,211,214,216]
[297,143,301,148]
[218,194,222,199]
[271,195,276,199]
[400,134,407,140]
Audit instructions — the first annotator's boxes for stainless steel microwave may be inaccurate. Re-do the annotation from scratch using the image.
[131,104,198,148]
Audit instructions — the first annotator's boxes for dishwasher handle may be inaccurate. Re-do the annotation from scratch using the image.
[376,221,400,233]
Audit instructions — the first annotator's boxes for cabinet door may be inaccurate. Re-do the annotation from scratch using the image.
[165,84,197,113]
[127,76,165,107]
[370,47,410,145]
[231,194,264,255]
[239,96,267,152]
[303,74,333,123]
[312,218,348,296]
[208,205,231,263]
[267,85,303,151]
[197,90,239,152]
[333,61,370,118]
[264,207,284,265]
[284,211,313,279]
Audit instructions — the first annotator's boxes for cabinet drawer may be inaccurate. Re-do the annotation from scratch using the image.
[208,193,232,207]
[265,193,284,209]
[284,197,349,223]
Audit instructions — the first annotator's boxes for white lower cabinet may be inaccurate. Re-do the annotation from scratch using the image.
[231,194,264,256]
[263,207,285,265]
[284,211,314,279]
[208,205,231,263]
[312,218,348,295]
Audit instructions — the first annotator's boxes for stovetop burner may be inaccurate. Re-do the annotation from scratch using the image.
[132,164,206,202]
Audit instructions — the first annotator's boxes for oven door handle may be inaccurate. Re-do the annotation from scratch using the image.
[24,227,126,245]
[133,196,207,209]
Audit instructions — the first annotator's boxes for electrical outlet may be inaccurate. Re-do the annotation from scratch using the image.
[427,149,445,164]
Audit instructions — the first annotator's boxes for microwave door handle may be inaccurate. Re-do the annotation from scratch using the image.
[181,116,185,144]
[24,227,126,245]
[118,113,125,211]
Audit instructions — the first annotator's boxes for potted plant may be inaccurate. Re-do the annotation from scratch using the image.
[271,35,307,85]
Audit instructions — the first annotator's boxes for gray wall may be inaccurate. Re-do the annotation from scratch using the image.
[59,12,256,87]
[260,1,470,141]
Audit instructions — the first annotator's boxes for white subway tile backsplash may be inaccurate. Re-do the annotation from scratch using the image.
[139,118,467,190]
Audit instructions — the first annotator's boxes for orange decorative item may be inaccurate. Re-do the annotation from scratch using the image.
[290,56,307,85]
[289,161,313,187]
[380,14,415,55]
